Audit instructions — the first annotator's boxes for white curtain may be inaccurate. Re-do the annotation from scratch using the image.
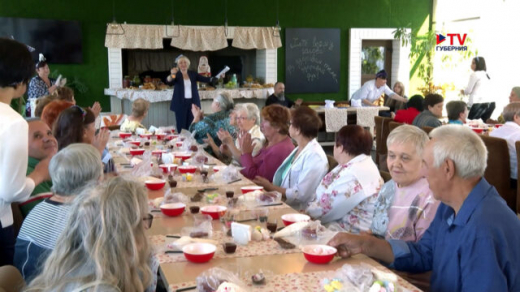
[169,26,228,51]
[232,27,282,50]
[105,24,164,49]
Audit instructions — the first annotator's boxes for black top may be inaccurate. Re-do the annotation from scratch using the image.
[265,94,294,108]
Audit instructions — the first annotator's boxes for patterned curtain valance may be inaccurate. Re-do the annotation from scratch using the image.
[232,27,282,50]
[169,26,228,51]
[105,24,165,49]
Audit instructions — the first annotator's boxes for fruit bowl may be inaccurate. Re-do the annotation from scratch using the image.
[144,179,166,191]
[129,148,145,156]
[182,243,216,263]
[200,205,227,220]
[240,186,264,194]
[301,245,337,264]
[281,213,310,226]
[160,202,185,217]
[178,165,197,174]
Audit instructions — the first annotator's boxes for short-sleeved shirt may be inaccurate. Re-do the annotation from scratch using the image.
[27,76,56,99]
[351,80,395,104]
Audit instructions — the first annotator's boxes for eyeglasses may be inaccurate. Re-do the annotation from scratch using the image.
[143,213,153,229]
[236,116,248,121]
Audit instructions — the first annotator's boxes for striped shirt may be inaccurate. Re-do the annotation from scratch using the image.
[17,199,71,249]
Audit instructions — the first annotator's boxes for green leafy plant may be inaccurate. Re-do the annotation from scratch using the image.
[393,26,476,96]
[361,47,384,75]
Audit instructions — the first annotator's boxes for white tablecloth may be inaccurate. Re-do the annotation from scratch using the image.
[104,87,274,103]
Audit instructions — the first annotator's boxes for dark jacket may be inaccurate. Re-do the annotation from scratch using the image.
[168,71,212,132]
[265,94,295,108]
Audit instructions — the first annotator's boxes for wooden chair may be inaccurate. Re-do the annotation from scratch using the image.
[515,141,520,213]
[480,135,516,211]
[379,170,392,183]
[388,121,403,133]
[374,116,392,171]
[326,155,338,172]
[422,126,434,135]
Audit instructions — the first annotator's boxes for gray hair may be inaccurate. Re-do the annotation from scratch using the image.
[236,103,260,126]
[502,102,520,122]
[429,125,487,178]
[49,143,102,196]
[387,124,429,156]
[177,55,191,68]
[215,92,234,111]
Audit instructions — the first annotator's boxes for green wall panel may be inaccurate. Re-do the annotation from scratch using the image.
[0,0,430,110]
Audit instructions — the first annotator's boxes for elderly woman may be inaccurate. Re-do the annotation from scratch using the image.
[253,106,329,211]
[306,125,383,233]
[240,104,295,182]
[0,38,51,266]
[167,55,221,133]
[218,103,266,164]
[371,125,440,242]
[189,92,236,149]
[14,144,102,282]
[25,177,154,292]
[412,93,444,128]
[120,98,150,133]
[27,58,57,100]
[53,106,111,172]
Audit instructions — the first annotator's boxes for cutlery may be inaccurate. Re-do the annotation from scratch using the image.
[227,178,242,184]
[176,286,197,292]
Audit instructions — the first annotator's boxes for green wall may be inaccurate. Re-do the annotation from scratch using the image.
[0,0,430,110]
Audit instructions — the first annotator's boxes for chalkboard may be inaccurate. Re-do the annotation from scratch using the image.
[285,28,340,94]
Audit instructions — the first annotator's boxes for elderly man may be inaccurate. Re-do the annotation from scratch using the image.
[490,102,520,183]
[265,82,302,108]
[20,118,58,216]
[351,70,407,106]
[328,125,520,292]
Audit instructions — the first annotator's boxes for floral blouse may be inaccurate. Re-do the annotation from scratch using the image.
[189,110,236,156]
[306,154,383,233]
[371,177,440,242]
[27,76,56,99]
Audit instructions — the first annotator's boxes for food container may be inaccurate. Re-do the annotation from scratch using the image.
[182,243,216,263]
[281,214,310,226]
[301,245,337,264]
[200,205,227,220]
[144,179,166,191]
[240,186,264,194]
[160,202,185,217]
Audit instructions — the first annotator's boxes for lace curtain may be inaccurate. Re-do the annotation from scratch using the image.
[105,24,164,49]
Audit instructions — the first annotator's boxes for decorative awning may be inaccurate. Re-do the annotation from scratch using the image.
[105,24,165,49]
[170,26,228,51]
[232,27,282,50]
[105,24,283,51]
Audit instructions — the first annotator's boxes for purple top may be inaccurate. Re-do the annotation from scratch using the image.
[240,136,295,182]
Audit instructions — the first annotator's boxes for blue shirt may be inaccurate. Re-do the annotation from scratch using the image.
[389,178,520,292]
[448,120,463,125]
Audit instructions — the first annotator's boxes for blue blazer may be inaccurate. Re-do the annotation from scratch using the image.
[169,70,212,113]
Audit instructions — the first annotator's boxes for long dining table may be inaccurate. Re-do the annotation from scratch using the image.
[109,134,422,292]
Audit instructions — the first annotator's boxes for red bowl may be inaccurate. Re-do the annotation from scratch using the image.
[281,214,310,226]
[200,206,227,220]
[176,142,183,147]
[173,152,192,160]
[302,245,337,264]
[165,135,175,141]
[212,166,225,173]
[494,124,504,128]
[182,243,216,263]
[160,203,185,217]
[128,141,142,147]
[240,186,264,194]
[178,166,197,174]
[145,179,166,191]
[129,149,145,156]
[155,134,166,140]
[472,128,484,134]
[139,134,152,139]
[152,149,166,157]
[119,132,132,139]
[159,164,178,173]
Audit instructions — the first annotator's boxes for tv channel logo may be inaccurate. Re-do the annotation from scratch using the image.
[436,33,468,51]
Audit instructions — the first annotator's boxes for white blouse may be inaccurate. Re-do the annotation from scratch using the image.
[0,103,35,227]
[184,79,192,99]
[464,71,490,106]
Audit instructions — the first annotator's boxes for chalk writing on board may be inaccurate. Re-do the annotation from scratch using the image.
[287,37,338,84]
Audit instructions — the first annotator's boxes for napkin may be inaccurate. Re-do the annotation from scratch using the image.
[273,221,309,238]
[231,222,251,245]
